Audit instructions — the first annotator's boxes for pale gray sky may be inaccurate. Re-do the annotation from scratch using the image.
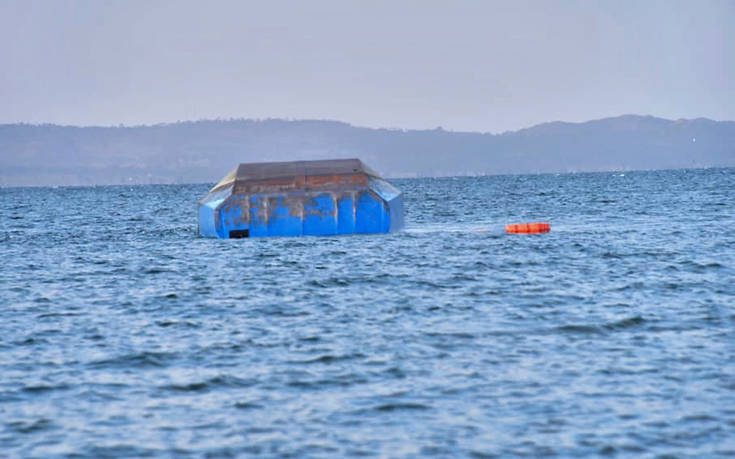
[1,0,733,132]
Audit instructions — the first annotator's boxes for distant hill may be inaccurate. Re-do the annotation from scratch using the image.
[1,115,733,186]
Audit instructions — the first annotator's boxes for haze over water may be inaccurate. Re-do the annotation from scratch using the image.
[1,168,734,457]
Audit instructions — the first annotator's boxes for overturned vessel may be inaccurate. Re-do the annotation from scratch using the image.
[198,159,404,238]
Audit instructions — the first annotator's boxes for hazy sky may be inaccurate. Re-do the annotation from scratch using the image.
[1,0,733,132]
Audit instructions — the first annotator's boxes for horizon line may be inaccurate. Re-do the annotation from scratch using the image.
[1,113,731,136]
[2,165,733,190]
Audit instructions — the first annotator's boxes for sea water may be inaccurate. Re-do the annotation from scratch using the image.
[1,168,733,457]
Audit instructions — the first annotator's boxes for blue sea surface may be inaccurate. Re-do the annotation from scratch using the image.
[1,168,734,457]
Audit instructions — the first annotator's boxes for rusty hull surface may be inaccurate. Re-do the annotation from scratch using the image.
[198,159,404,238]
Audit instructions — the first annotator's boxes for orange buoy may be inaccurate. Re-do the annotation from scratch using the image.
[506,222,551,234]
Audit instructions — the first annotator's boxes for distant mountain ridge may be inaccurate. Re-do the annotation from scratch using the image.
[1,115,733,186]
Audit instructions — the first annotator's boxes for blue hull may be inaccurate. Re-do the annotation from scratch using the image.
[198,159,403,239]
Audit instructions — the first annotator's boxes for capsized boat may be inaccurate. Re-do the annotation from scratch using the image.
[198,158,404,238]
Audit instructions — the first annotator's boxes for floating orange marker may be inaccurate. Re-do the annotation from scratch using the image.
[506,222,551,234]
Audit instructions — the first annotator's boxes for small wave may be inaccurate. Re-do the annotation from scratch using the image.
[469,450,502,458]
[234,401,263,410]
[22,384,70,394]
[555,324,603,334]
[555,316,647,335]
[161,375,255,393]
[13,337,49,346]
[598,445,617,455]
[307,277,350,287]
[161,382,208,392]
[424,331,475,340]
[451,272,478,281]
[89,351,176,369]
[681,414,718,422]
[143,226,198,239]
[413,279,445,289]
[690,261,725,271]
[379,366,407,379]
[298,335,321,343]
[604,315,646,330]
[286,377,365,389]
[613,281,645,292]
[6,418,55,434]
[155,319,199,328]
[373,402,431,412]
[35,328,62,336]
[37,311,82,319]
[291,353,366,365]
